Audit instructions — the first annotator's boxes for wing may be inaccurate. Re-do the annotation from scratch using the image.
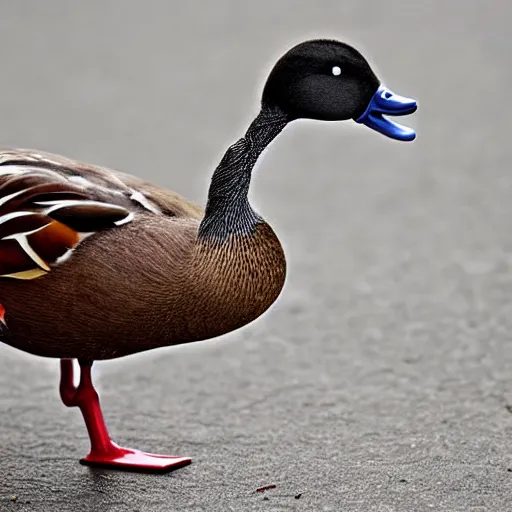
[0,150,138,280]
[0,148,204,218]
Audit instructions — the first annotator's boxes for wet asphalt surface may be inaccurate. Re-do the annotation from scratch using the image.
[1,1,512,511]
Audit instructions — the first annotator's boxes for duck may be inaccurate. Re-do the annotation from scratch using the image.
[0,39,417,472]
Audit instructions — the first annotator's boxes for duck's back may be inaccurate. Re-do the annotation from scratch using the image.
[0,148,205,220]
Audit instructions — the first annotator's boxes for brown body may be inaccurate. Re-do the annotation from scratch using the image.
[0,150,286,360]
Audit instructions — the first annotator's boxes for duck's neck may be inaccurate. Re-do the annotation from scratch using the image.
[198,105,289,241]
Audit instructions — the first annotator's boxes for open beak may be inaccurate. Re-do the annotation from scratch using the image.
[355,84,417,141]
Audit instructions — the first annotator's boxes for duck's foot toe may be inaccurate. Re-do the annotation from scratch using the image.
[80,446,192,473]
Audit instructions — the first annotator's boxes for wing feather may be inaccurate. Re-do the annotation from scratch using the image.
[0,153,135,280]
[0,147,203,281]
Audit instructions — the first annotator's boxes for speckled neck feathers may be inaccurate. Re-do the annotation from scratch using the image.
[198,106,289,241]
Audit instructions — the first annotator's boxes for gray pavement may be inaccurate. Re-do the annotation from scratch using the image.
[1,1,512,511]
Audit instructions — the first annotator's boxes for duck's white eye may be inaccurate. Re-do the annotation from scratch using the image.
[331,66,342,76]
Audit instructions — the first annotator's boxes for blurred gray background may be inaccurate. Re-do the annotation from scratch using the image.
[0,1,511,511]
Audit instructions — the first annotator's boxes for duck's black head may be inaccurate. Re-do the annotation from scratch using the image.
[262,39,417,141]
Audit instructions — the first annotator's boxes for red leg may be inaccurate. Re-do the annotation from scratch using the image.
[59,359,191,473]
